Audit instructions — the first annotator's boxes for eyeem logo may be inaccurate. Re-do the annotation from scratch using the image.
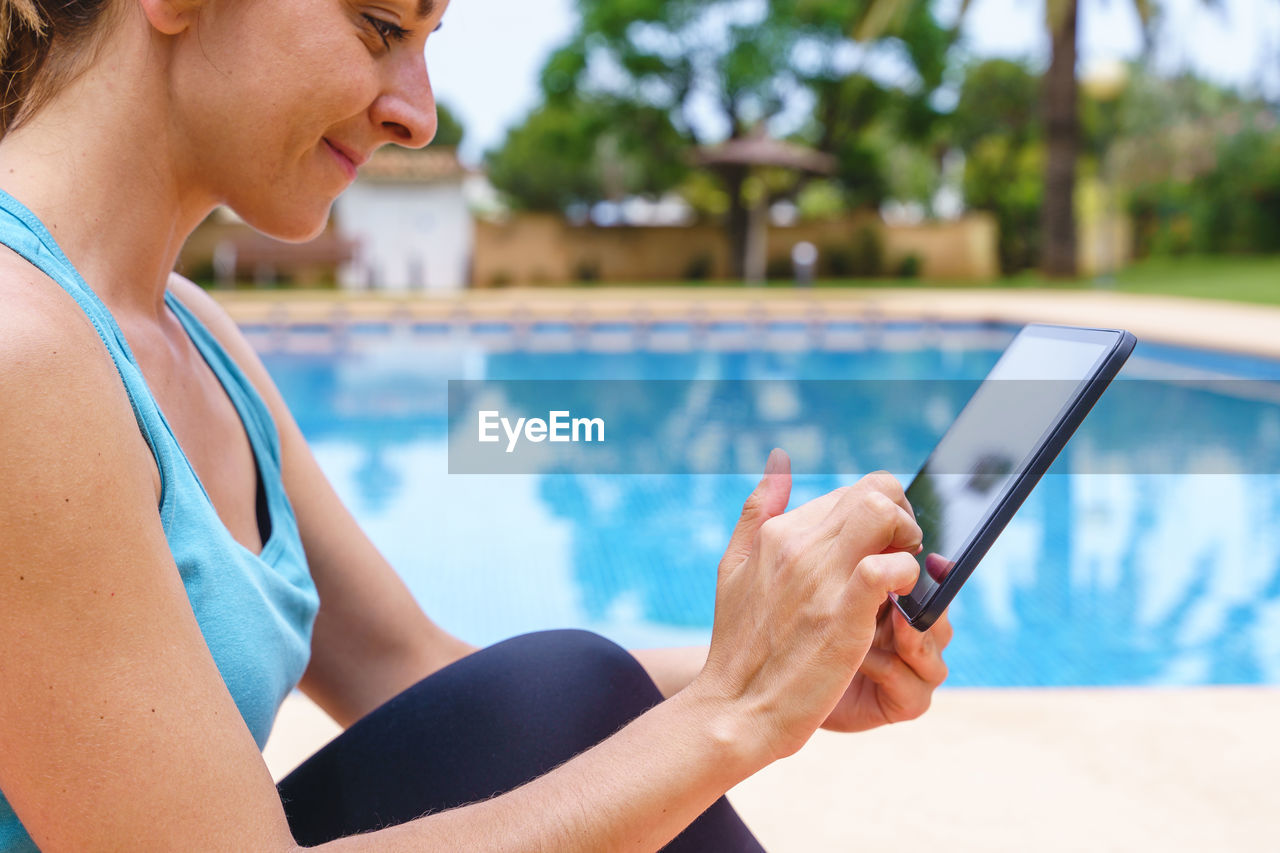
[478,410,606,453]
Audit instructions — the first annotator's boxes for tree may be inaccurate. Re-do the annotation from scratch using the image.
[486,95,689,213]
[488,0,954,279]
[1039,0,1229,275]
[951,59,1044,272]
[1039,0,1081,276]
[1109,71,1280,255]
[872,0,1179,276]
[432,102,466,148]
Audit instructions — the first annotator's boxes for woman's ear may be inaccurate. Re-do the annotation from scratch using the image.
[136,0,203,36]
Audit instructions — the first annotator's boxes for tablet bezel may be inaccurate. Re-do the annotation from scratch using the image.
[892,324,1137,631]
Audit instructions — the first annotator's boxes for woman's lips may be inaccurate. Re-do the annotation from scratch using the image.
[324,138,358,181]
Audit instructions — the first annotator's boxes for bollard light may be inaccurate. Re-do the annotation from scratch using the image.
[792,241,818,287]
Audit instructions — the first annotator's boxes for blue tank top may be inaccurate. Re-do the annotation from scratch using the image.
[0,189,320,852]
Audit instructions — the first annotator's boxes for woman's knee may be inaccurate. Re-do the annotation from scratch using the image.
[482,629,666,738]
[277,629,759,849]
[494,629,661,698]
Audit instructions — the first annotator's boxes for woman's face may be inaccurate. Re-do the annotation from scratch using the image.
[170,0,448,241]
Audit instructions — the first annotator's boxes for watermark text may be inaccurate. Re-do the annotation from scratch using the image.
[478,410,606,453]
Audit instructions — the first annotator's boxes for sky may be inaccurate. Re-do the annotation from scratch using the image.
[426,0,1280,165]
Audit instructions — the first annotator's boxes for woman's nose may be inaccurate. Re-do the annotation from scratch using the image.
[372,56,438,149]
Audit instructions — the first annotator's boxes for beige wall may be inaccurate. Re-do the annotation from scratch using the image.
[177,216,349,287]
[472,213,999,287]
[471,216,733,286]
[881,216,1000,281]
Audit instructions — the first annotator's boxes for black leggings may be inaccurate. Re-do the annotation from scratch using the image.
[277,629,766,851]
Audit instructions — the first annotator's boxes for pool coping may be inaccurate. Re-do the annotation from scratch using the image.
[214,287,1280,362]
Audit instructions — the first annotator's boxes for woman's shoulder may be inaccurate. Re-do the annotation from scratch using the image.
[0,248,126,406]
[0,244,99,334]
[0,250,159,503]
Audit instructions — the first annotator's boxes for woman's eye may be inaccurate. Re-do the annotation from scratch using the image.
[362,14,410,49]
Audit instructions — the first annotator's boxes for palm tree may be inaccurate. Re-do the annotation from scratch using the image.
[1041,0,1082,277]
[858,0,1165,278]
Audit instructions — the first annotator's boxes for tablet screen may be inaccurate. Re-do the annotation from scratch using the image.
[898,327,1118,612]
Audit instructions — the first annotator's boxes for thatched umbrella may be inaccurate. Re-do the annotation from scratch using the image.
[694,130,836,283]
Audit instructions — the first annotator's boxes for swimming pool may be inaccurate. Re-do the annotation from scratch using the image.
[256,320,1280,688]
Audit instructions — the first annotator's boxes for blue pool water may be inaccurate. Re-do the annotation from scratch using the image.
[258,321,1280,688]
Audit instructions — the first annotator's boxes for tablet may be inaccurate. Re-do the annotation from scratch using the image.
[893,324,1137,631]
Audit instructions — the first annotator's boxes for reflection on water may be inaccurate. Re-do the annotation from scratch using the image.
[264,335,1280,686]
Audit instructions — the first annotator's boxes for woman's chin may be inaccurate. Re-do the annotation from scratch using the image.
[235,201,334,244]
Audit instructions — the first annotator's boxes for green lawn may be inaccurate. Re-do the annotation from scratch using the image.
[586,255,1280,305]
[801,255,1280,304]
[1100,256,1280,304]
[214,254,1280,305]
[990,255,1280,303]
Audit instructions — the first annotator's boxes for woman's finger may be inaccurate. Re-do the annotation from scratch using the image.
[718,448,792,580]
[889,606,949,686]
[871,598,895,649]
[774,471,917,538]
[843,551,920,637]
[855,647,934,722]
[930,608,955,650]
[827,487,923,562]
[859,470,915,519]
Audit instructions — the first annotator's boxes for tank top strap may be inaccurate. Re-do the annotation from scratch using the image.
[162,290,295,560]
[165,292,281,463]
[0,188,181,503]
[0,188,146,365]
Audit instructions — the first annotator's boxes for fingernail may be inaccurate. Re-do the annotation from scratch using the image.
[764,448,782,476]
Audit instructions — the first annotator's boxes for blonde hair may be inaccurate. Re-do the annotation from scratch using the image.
[0,0,120,136]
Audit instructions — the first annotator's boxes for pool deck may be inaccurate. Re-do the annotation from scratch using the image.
[264,684,1280,851]
[248,287,1280,850]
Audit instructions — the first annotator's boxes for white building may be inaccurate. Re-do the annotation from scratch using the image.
[333,147,473,292]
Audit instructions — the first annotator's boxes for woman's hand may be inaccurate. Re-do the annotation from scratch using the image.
[690,449,926,767]
[819,602,953,732]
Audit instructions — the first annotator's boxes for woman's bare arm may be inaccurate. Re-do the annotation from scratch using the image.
[0,293,299,852]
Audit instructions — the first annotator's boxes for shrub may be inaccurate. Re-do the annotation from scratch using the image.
[823,244,853,277]
[847,225,885,277]
[574,259,601,283]
[1127,126,1280,257]
[896,253,922,278]
[765,256,794,281]
[683,252,714,281]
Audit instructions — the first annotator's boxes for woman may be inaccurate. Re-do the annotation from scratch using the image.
[0,1,952,850]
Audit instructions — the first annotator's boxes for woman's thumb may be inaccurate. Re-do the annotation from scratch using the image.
[718,448,792,578]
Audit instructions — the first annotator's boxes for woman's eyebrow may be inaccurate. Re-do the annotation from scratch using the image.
[415,0,435,21]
